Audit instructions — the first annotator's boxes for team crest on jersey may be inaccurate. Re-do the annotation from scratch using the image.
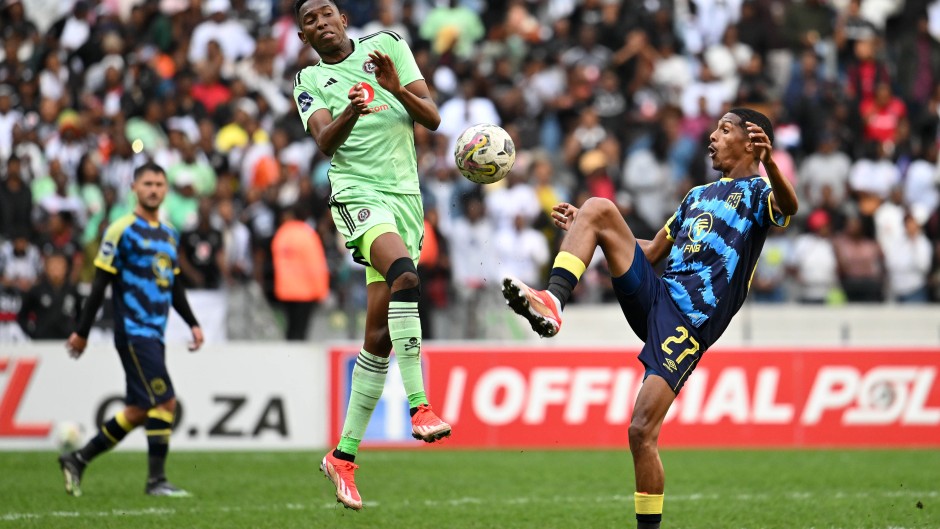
[152,252,174,288]
[298,91,314,112]
[358,209,371,222]
[363,60,376,74]
[726,193,743,209]
[690,213,713,242]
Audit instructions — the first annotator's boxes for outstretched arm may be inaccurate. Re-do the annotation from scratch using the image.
[747,121,799,217]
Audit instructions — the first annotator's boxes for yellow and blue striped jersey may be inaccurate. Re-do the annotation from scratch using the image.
[662,176,789,344]
[93,214,180,343]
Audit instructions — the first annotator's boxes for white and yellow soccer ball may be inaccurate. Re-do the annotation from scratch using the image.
[453,123,516,185]
[53,421,84,453]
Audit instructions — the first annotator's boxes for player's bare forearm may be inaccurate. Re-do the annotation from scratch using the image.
[638,228,672,266]
[746,120,798,216]
[308,106,360,156]
[762,157,799,216]
[395,82,440,131]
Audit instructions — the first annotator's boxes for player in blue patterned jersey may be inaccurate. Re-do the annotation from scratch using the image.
[59,162,203,498]
[503,108,798,529]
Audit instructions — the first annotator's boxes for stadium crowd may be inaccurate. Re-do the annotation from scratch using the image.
[1,0,940,342]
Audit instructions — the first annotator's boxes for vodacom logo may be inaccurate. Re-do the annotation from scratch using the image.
[349,82,376,104]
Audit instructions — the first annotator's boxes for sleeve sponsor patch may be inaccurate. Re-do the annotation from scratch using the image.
[298,91,314,112]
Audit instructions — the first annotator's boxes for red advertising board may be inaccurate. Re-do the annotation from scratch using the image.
[330,347,940,448]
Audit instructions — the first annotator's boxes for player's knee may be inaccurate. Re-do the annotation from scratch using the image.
[364,326,391,354]
[386,257,420,301]
[581,197,619,226]
[628,417,657,451]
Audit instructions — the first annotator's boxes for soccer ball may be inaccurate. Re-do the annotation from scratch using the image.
[454,124,516,184]
[53,421,84,453]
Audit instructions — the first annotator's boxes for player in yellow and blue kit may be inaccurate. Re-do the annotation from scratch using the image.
[503,108,799,529]
[59,162,203,498]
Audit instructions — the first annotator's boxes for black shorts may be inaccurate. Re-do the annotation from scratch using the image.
[612,244,706,394]
[117,339,175,408]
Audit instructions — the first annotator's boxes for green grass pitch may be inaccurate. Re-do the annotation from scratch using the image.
[2,449,938,528]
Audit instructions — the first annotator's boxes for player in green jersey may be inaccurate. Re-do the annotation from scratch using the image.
[292,0,450,511]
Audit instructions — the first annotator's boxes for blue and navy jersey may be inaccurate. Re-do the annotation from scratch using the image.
[93,214,180,344]
[662,176,789,344]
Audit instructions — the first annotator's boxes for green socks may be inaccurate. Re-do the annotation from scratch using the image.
[336,350,390,457]
[388,300,427,409]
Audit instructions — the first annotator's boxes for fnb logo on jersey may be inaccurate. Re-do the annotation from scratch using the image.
[403,347,940,449]
[329,349,427,446]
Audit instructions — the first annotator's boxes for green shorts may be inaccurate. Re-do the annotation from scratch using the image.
[328,187,424,284]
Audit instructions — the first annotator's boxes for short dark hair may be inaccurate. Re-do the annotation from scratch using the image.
[133,162,166,181]
[293,0,339,20]
[728,107,774,146]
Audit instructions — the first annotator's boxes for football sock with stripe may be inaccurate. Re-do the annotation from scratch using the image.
[146,408,173,481]
[335,349,390,460]
[77,410,136,464]
[635,492,664,529]
[389,288,427,410]
[547,251,587,309]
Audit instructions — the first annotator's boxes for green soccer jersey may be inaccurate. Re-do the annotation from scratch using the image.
[293,31,423,195]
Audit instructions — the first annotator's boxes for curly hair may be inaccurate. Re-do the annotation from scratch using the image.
[728,107,774,146]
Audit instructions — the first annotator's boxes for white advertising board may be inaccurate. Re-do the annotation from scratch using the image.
[0,343,329,450]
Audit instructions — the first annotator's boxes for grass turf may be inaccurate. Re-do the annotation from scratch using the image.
[1,449,938,528]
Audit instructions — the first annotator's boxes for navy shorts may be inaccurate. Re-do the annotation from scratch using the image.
[612,244,706,394]
[117,339,175,408]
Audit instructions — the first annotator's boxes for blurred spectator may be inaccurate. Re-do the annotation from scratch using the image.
[834,0,877,70]
[790,209,840,304]
[849,141,900,204]
[859,81,906,145]
[903,141,940,226]
[0,84,21,160]
[189,0,256,65]
[216,198,253,283]
[0,230,42,293]
[846,37,890,105]
[0,155,34,239]
[885,212,932,302]
[895,14,940,114]
[560,23,612,70]
[17,252,78,339]
[419,0,485,61]
[752,225,792,303]
[494,213,549,286]
[417,206,450,340]
[437,78,501,154]
[37,211,83,285]
[832,215,885,302]
[486,169,540,231]
[179,200,225,289]
[800,133,852,208]
[36,160,85,224]
[270,205,329,341]
[449,192,497,339]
